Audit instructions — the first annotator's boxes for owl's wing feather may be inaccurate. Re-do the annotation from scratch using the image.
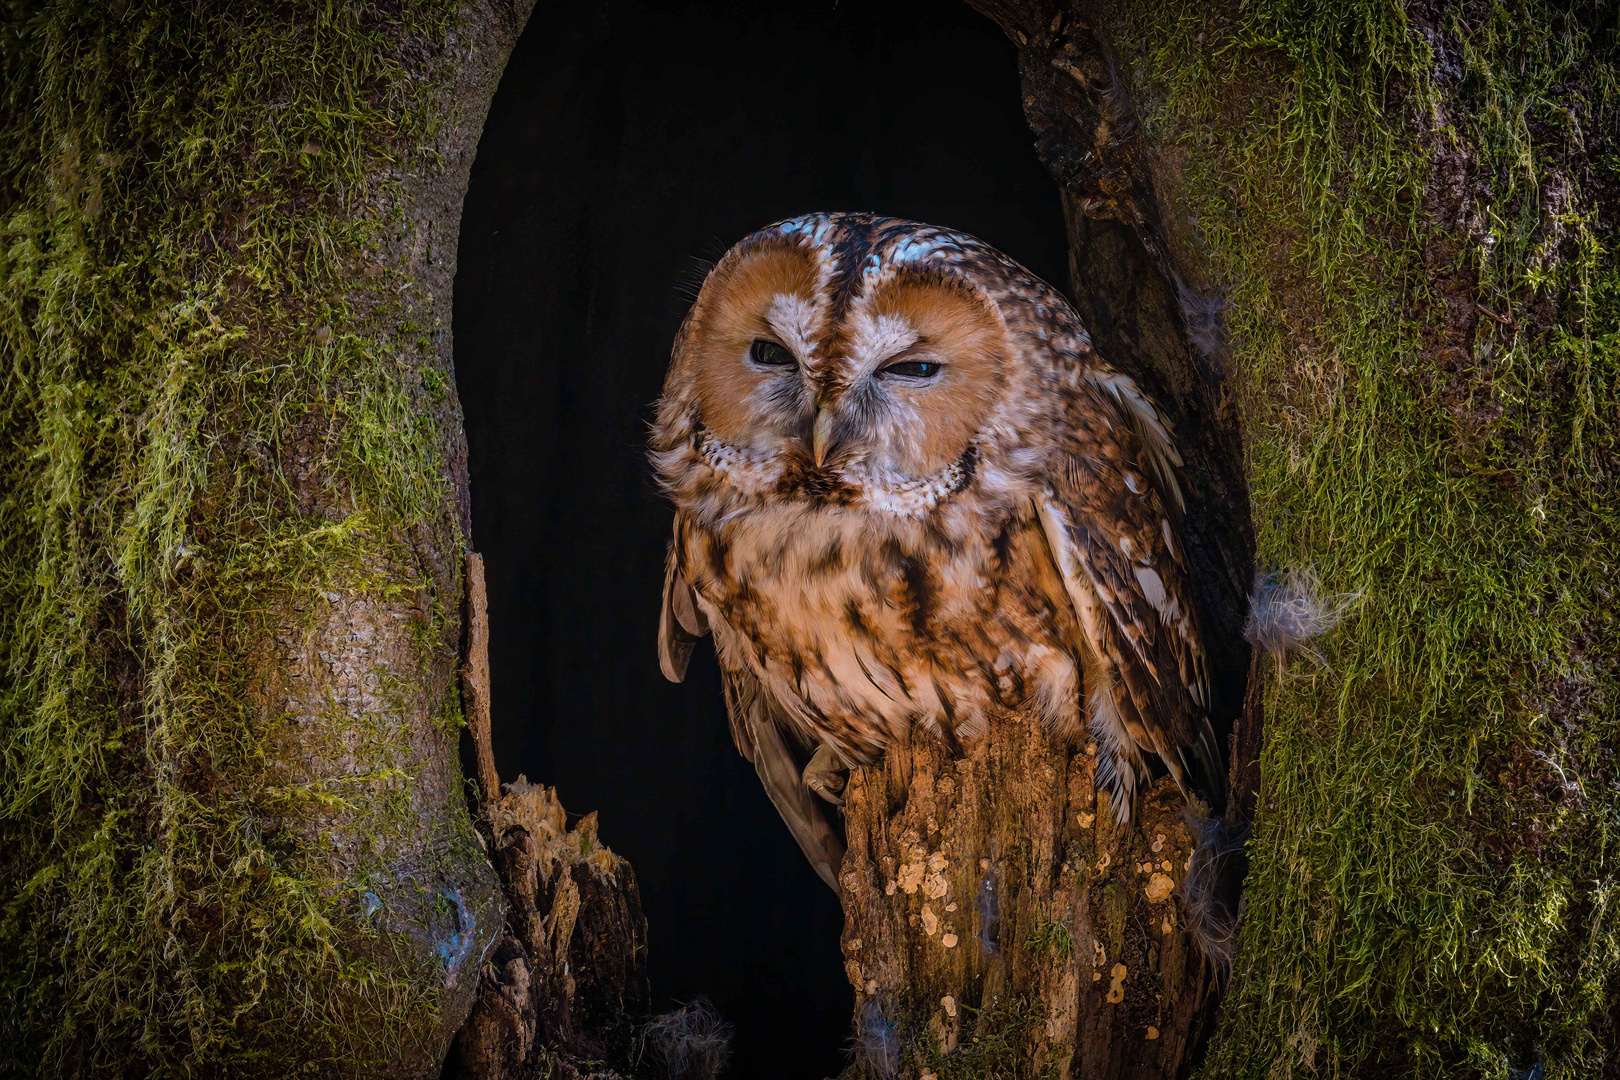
[1035,373,1225,819]
[721,665,846,892]
[658,540,707,683]
[660,524,844,891]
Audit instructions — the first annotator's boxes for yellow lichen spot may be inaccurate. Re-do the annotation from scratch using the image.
[1086,742,1098,756]
[1160,915,1174,934]
[942,933,959,948]
[1093,941,1106,966]
[898,861,925,894]
[1098,851,1112,871]
[920,1071,937,1080]
[1107,963,1127,1003]
[927,852,949,873]
[1093,971,1102,982]
[1139,861,1154,874]
[980,858,990,870]
[1146,1026,1160,1040]
[921,905,939,935]
[924,872,949,899]
[941,995,957,1018]
[885,880,897,896]
[866,979,878,996]
[847,938,862,952]
[1145,873,1174,903]
[1078,811,1095,829]
[945,902,957,912]
[1151,833,1165,852]
[1161,860,1173,872]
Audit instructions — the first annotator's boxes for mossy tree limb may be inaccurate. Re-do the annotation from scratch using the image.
[0,2,534,1075]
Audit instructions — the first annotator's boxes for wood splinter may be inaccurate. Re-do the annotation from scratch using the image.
[462,551,501,808]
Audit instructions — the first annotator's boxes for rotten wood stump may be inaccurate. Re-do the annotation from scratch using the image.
[839,711,1216,1079]
[446,779,651,1080]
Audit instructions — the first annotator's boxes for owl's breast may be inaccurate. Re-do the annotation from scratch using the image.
[677,500,1085,760]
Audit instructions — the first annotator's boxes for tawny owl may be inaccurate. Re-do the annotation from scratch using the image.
[652,213,1224,889]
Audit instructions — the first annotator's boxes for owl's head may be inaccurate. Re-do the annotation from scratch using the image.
[653,214,1064,518]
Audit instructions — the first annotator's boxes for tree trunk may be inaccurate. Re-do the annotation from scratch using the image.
[838,1,1619,1076]
[0,3,534,1076]
[840,712,1214,1080]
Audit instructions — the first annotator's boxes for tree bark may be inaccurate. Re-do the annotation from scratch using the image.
[0,3,535,1076]
[840,712,1214,1080]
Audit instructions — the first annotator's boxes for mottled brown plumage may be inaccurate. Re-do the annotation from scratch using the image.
[652,214,1224,886]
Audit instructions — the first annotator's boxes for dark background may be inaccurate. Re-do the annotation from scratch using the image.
[453,2,1066,1075]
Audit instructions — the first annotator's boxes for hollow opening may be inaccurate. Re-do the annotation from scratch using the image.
[453,2,1069,1074]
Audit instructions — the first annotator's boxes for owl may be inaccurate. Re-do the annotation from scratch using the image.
[652,213,1224,889]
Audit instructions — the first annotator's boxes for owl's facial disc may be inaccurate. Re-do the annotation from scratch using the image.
[823,274,1009,479]
[676,240,1008,493]
[681,242,823,456]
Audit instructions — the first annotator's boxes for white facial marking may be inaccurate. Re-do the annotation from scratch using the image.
[765,292,818,361]
[847,310,919,373]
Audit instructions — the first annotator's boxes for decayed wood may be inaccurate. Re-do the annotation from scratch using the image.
[447,779,651,1080]
[462,551,503,807]
[839,711,1215,1079]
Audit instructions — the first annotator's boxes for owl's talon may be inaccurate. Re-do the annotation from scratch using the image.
[804,743,848,806]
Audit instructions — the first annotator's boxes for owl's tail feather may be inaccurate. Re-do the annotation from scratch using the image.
[1179,719,1229,819]
[1181,809,1248,978]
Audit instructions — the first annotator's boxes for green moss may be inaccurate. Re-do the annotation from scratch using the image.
[1108,0,1619,1074]
[921,995,1055,1080]
[1025,920,1076,962]
[0,2,481,1075]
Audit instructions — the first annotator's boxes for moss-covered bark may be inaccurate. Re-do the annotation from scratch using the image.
[0,2,532,1075]
[968,0,1618,1076]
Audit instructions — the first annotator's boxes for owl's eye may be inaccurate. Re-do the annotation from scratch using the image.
[879,359,943,380]
[748,339,797,368]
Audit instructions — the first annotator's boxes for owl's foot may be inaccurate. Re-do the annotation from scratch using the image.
[803,743,848,806]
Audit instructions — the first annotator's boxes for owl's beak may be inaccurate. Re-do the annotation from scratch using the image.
[812,406,835,467]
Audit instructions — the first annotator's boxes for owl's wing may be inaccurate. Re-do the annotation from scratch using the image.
[659,529,845,892]
[719,665,846,892]
[1034,369,1226,820]
[658,539,708,682]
